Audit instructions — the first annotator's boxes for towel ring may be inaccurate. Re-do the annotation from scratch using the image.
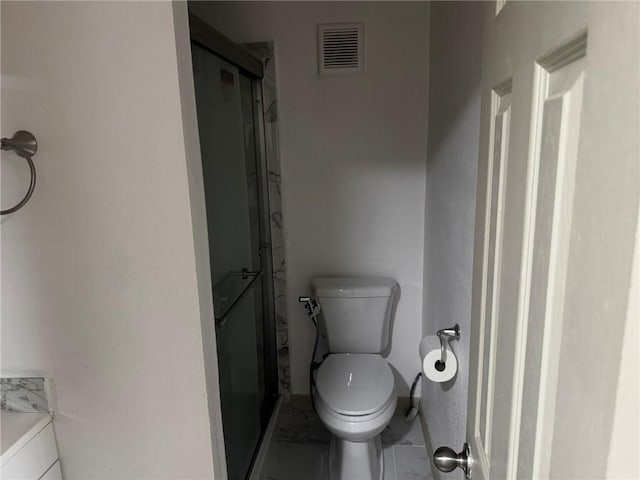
[1,130,38,215]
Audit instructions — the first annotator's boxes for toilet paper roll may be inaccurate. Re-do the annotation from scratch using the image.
[419,335,458,382]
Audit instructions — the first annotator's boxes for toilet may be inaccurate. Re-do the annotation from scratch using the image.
[311,276,399,480]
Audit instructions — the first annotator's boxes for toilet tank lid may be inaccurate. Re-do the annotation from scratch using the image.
[312,276,398,298]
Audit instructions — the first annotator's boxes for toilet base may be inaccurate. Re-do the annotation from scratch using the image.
[329,434,384,480]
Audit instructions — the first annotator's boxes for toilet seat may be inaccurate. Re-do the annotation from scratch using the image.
[316,354,395,417]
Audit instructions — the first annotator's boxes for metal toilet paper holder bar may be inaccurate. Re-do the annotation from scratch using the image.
[436,324,460,368]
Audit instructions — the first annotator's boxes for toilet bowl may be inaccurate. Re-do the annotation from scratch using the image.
[314,353,397,480]
[310,276,399,480]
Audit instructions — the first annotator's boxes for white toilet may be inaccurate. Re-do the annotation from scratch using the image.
[311,276,399,480]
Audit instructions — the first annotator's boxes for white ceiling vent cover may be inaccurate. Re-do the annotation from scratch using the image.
[318,23,363,76]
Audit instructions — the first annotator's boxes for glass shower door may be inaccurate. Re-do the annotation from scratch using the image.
[191,42,272,480]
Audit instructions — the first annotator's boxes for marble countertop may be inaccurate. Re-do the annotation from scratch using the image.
[0,410,52,466]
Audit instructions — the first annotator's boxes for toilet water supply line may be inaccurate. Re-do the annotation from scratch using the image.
[298,296,423,421]
[298,296,324,412]
[406,373,422,421]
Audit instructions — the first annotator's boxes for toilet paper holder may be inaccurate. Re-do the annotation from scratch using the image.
[436,324,460,370]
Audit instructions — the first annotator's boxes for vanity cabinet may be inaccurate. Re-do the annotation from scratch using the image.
[0,412,62,479]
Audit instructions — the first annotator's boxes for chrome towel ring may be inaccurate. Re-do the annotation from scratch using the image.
[1,130,38,215]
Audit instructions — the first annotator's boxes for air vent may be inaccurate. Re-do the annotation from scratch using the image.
[318,23,363,76]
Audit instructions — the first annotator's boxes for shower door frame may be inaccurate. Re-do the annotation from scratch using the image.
[189,9,280,476]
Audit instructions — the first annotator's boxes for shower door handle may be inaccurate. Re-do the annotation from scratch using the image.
[214,269,263,325]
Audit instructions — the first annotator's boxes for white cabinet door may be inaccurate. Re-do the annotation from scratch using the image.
[40,461,62,480]
[1,423,60,480]
[466,2,639,479]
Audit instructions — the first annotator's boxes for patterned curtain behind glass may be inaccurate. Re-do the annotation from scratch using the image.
[246,42,289,395]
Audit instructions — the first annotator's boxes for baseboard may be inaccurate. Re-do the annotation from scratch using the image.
[248,395,284,480]
[287,393,313,410]
[395,396,411,414]
[418,399,442,480]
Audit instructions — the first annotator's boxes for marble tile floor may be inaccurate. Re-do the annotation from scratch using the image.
[260,403,433,480]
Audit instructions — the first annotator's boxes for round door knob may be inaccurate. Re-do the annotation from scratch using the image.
[434,446,459,472]
[433,443,471,478]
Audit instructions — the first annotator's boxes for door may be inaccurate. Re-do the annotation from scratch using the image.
[191,41,277,480]
[466,2,639,479]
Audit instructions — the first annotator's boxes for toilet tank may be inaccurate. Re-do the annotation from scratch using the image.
[312,276,398,353]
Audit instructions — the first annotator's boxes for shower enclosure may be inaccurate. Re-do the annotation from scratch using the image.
[189,13,278,480]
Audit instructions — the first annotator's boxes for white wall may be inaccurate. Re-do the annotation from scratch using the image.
[190,1,430,396]
[606,215,640,479]
[1,2,216,478]
[421,3,483,475]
